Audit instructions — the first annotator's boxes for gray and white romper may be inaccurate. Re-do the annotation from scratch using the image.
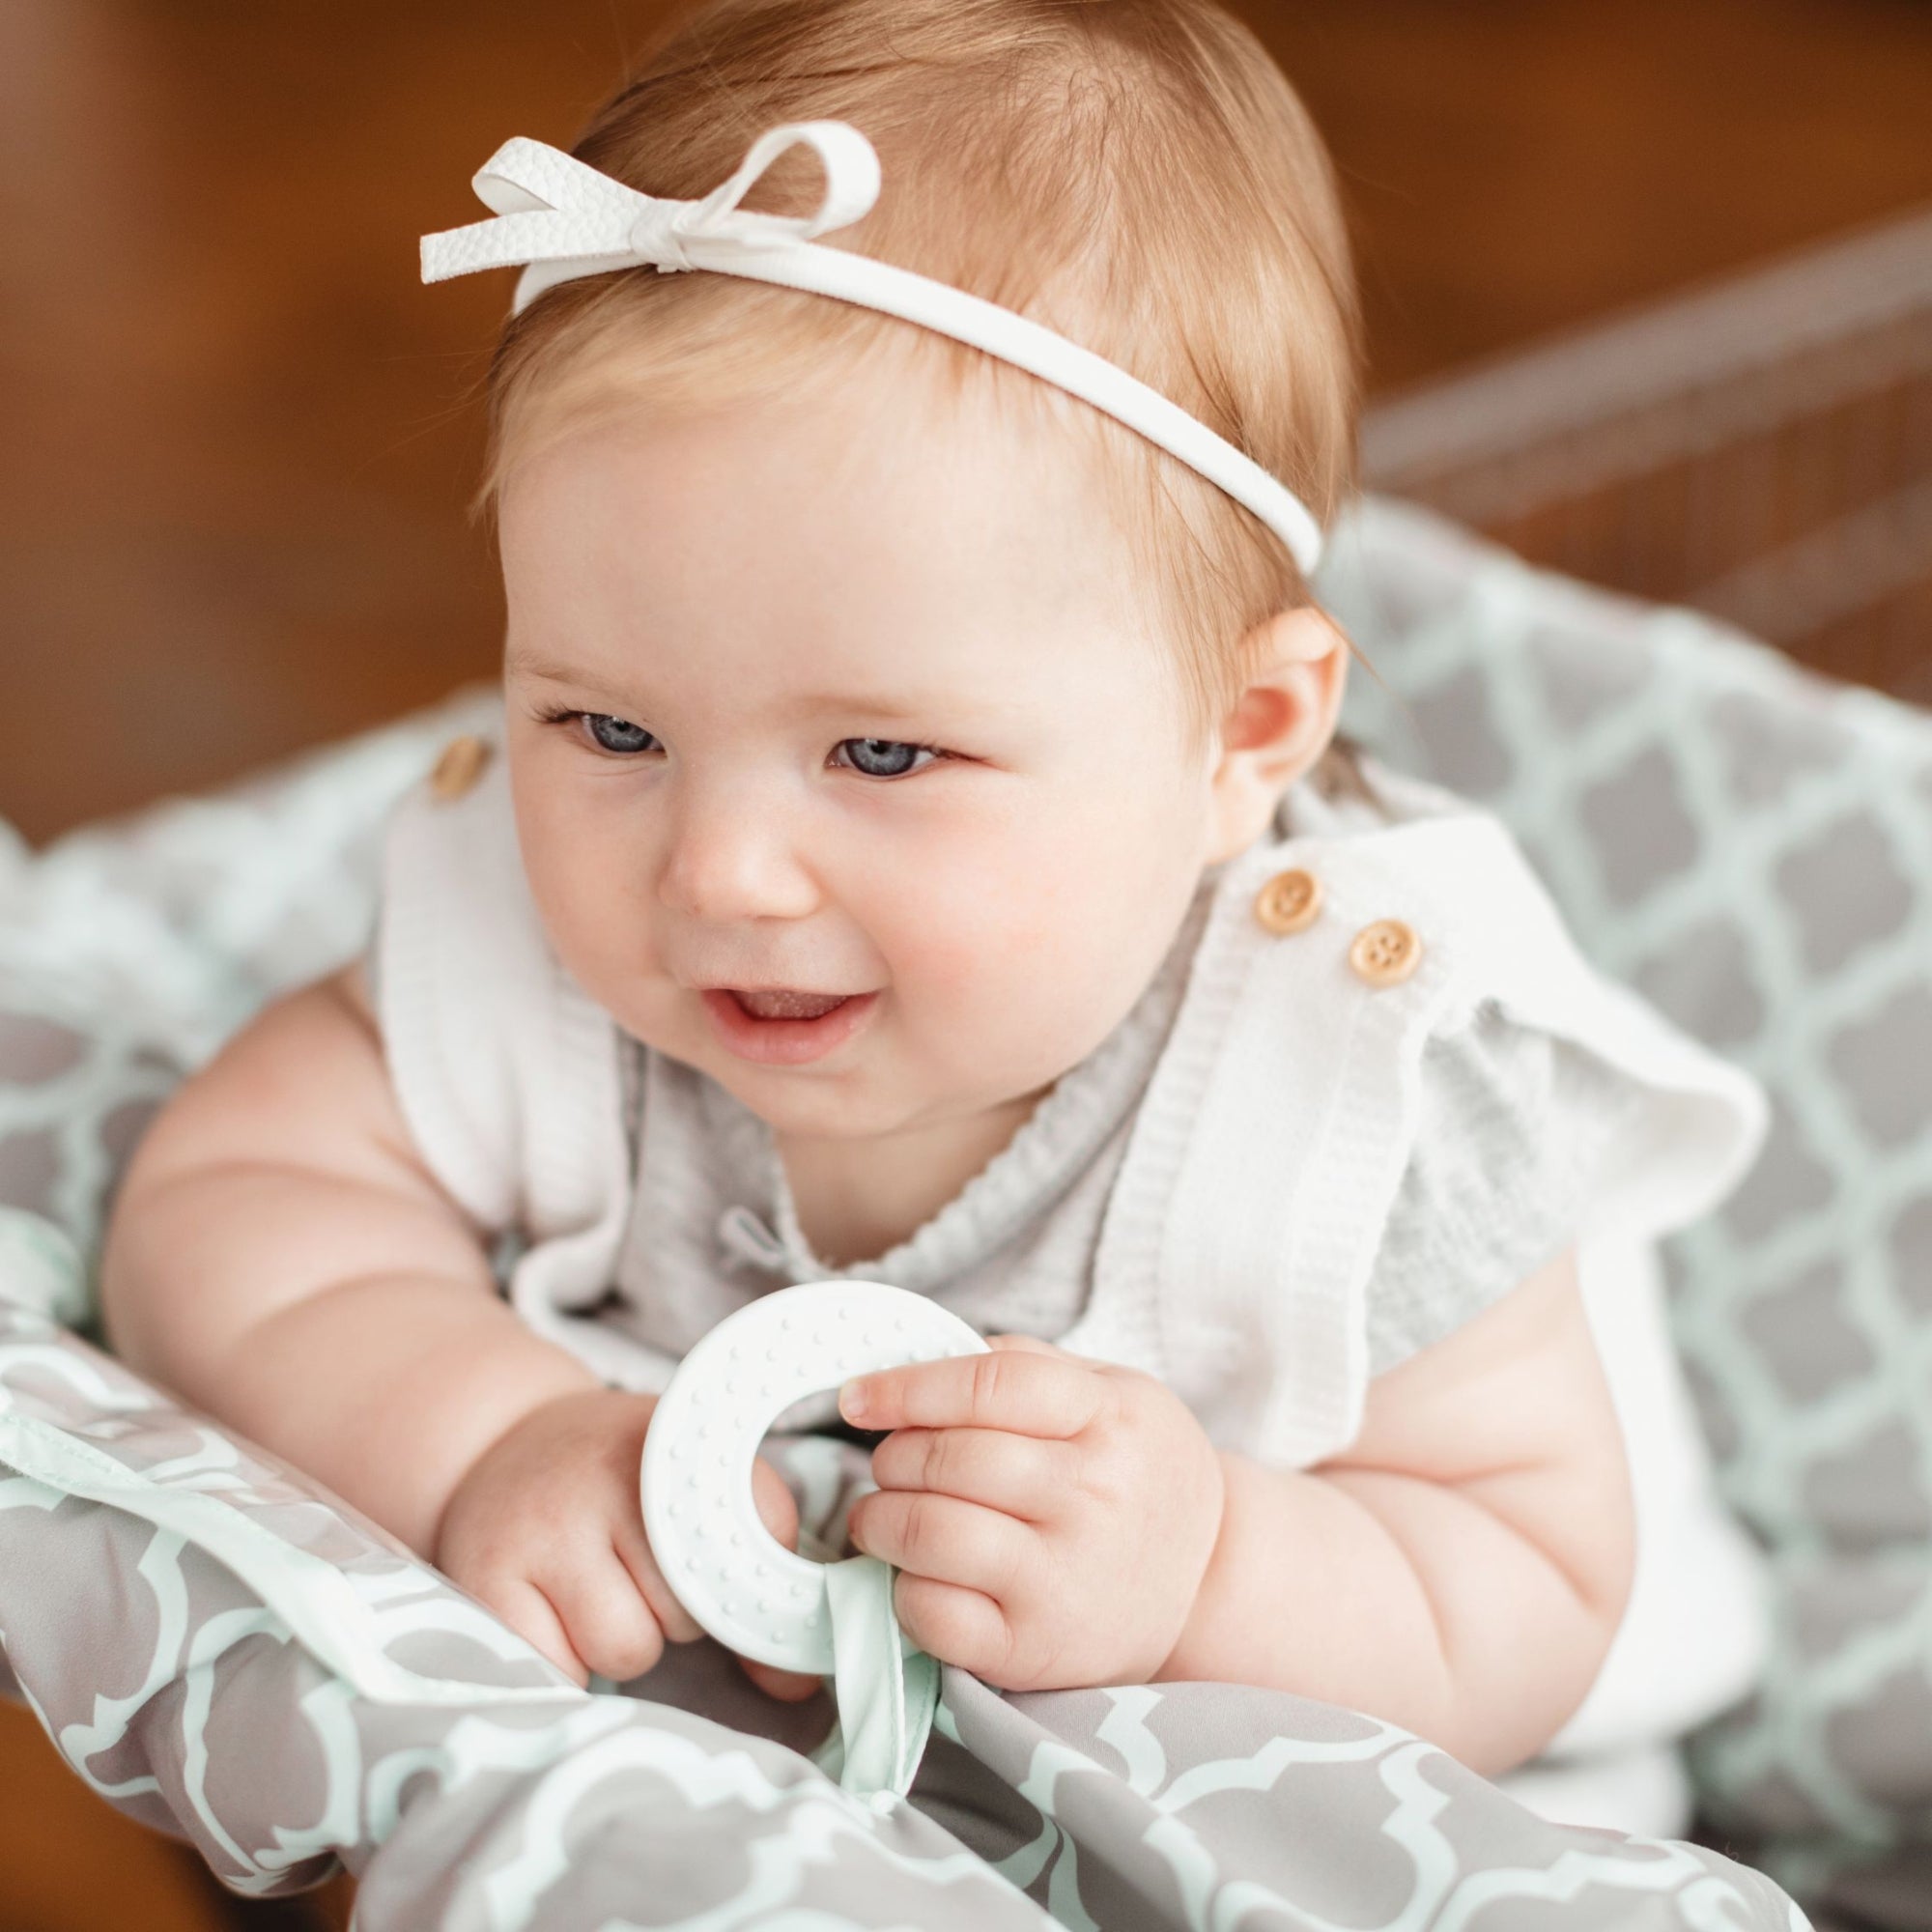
[372,728,1770,1833]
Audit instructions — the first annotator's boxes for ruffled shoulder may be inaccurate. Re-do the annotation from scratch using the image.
[1088,755,1769,1467]
[1363,1003,1652,1375]
[374,728,626,1246]
[1294,759,1770,1259]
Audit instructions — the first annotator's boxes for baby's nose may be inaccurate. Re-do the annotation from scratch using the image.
[657,787,820,923]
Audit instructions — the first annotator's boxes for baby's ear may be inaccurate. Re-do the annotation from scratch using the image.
[1204,606,1349,865]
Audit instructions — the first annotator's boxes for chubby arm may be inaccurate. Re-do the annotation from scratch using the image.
[841,1245,1633,1778]
[99,961,600,1557]
[1161,1246,1634,1774]
[99,965,817,1697]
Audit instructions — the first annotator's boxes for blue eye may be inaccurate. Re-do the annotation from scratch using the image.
[582,714,659,755]
[836,738,935,779]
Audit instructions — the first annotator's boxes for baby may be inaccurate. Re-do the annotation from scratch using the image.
[99,0,1767,1810]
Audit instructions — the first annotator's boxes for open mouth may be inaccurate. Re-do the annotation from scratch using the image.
[727,988,852,1022]
[699,986,879,1066]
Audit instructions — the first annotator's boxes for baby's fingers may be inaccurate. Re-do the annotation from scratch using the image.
[751,1456,801,1548]
[477,1576,590,1688]
[612,1515,705,1646]
[868,1424,1063,1520]
[893,1574,1014,1681]
[848,1488,1032,1597]
[544,1547,671,1686]
[840,1342,1105,1440]
[739,1456,821,1700]
[740,1658,824,1702]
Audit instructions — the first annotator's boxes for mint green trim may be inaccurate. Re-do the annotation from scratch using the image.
[0,1391,584,1712]
[810,1554,940,1809]
[0,1210,87,1326]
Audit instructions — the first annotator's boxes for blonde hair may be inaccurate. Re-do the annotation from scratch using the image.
[473,0,1361,746]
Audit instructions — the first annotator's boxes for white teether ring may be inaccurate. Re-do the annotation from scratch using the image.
[640,1280,988,1675]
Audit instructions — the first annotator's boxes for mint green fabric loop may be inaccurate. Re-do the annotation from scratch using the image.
[0,1210,87,1327]
[809,1553,940,1808]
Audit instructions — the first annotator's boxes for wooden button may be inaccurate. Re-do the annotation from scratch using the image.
[1349,918,1422,987]
[430,734,491,801]
[1254,867,1323,935]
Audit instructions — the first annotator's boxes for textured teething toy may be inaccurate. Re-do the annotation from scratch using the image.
[640,1278,988,1676]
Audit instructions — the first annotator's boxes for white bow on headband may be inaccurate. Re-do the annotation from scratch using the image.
[421,120,1325,574]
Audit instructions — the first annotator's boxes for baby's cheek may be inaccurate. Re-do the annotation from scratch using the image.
[522,810,661,980]
[886,880,1149,1087]
[879,867,1096,1011]
[902,814,1135,960]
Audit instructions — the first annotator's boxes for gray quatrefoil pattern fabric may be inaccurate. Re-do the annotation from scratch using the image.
[0,1301,1803,1930]
[1321,497,1932,1912]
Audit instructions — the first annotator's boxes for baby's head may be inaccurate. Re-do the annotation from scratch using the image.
[481,0,1359,1145]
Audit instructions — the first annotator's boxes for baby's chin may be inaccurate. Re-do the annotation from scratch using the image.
[689,1026,1036,1147]
[703,1060,954,1148]
[601,975,1065,1145]
[725,1075,912,1142]
[606,992,885,1128]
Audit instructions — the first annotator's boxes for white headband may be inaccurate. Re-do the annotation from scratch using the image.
[420,120,1325,575]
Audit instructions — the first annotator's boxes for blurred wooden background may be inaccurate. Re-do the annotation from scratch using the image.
[2,1,1930,1925]
[5,0,1932,851]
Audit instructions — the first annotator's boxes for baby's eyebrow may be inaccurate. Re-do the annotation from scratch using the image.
[505,649,659,717]
[505,649,604,687]
[791,691,928,723]
[507,651,946,726]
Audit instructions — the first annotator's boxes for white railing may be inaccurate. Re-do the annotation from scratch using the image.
[1360,205,1932,704]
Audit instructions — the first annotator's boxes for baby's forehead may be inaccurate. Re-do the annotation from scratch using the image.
[512,327,1122,519]
[498,471,1175,734]
[507,364,1148,608]
[493,331,1194,742]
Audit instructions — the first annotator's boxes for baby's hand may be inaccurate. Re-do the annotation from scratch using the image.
[840,1336,1224,1691]
[435,1387,818,1701]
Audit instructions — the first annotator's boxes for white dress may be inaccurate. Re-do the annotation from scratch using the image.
[372,726,1771,1834]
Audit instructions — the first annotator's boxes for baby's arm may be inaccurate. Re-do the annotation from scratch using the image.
[99,962,600,1557]
[840,1246,1632,1776]
[1161,1247,1634,1775]
[99,965,816,1694]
